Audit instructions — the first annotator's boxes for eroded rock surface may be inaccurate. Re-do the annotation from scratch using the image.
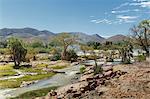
[36,59,150,99]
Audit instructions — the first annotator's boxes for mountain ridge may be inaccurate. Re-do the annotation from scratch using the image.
[0,28,127,43]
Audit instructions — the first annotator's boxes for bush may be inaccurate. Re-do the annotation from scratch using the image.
[66,50,78,62]
[50,53,61,61]
[80,66,86,73]
[137,55,146,62]
[0,48,10,55]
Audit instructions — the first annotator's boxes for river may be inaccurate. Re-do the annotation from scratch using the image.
[0,60,122,99]
[0,64,81,99]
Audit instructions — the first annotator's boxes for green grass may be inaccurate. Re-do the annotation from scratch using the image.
[36,63,49,68]
[50,65,67,69]
[136,55,146,62]
[0,64,17,77]
[20,68,44,73]
[0,64,14,71]
[0,73,56,88]
[10,86,58,99]
[0,70,16,77]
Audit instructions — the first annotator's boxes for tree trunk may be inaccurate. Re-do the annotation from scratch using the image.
[61,46,67,60]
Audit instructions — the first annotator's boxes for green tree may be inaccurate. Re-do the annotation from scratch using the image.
[8,38,27,69]
[130,20,150,57]
[87,41,101,49]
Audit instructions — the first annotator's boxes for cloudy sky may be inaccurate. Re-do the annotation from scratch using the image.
[0,0,149,36]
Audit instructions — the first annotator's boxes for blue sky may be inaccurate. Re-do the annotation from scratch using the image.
[0,0,150,37]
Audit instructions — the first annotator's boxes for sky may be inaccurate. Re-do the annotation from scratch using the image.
[0,0,150,37]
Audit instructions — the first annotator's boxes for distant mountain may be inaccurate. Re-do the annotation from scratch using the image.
[69,32,105,43]
[103,34,127,43]
[0,28,127,44]
[0,27,55,38]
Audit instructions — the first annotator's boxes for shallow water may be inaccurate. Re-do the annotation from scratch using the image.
[0,64,81,99]
[0,60,122,99]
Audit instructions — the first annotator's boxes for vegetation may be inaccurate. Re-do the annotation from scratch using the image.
[8,38,27,69]
[53,33,77,60]
[10,86,58,99]
[0,70,16,77]
[80,66,86,73]
[130,20,150,57]
[120,42,133,64]
[87,41,102,49]
[50,65,67,69]
[0,72,55,88]
[136,55,146,62]
[66,49,78,62]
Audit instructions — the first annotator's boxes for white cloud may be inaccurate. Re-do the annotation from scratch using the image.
[140,1,150,8]
[117,15,138,20]
[90,19,112,24]
[130,0,150,8]
[90,20,97,22]
[116,15,138,23]
[113,2,129,10]
[111,9,140,14]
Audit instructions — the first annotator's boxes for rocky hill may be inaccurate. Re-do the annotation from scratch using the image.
[103,34,128,43]
[0,28,127,43]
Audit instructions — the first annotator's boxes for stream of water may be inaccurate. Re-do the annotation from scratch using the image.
[0,64,81,99]
[0,60,121,99]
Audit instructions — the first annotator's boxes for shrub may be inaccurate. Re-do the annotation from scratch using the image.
[137,55,146,62]
[66,50,78,62]
[80,66,86,73]
[50,53,61,61]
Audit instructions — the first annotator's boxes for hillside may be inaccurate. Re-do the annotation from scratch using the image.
[0,28,127,43]
[0,28,105,43]
[69,32,105,43]
[103,34,128,43]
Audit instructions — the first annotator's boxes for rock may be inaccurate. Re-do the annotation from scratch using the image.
[83,69,94,75]
[49,90,57,96]
[20,80,38,87]
[72,92,81,98]
[93,74,104,79]
[104,70,113,77]
[71,62,79,66]
[66,89,72,93]
[102,66,113,72]
[79,74,93,81]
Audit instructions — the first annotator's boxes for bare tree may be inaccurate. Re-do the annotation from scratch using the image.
[130,20,150,57]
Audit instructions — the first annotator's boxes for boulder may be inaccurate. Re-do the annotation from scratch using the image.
[102,66,113,72]
[20,80,38,87]
[79,74,93,81]
[104,70,113,77]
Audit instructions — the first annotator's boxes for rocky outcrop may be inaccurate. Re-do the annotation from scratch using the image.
[37,64,127,99]
[36,59,150,99]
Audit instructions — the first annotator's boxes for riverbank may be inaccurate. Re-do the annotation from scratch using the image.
[0,61,81,99]
[37,59,150,99]
[0,60,70,88]
[10,86,58,99]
